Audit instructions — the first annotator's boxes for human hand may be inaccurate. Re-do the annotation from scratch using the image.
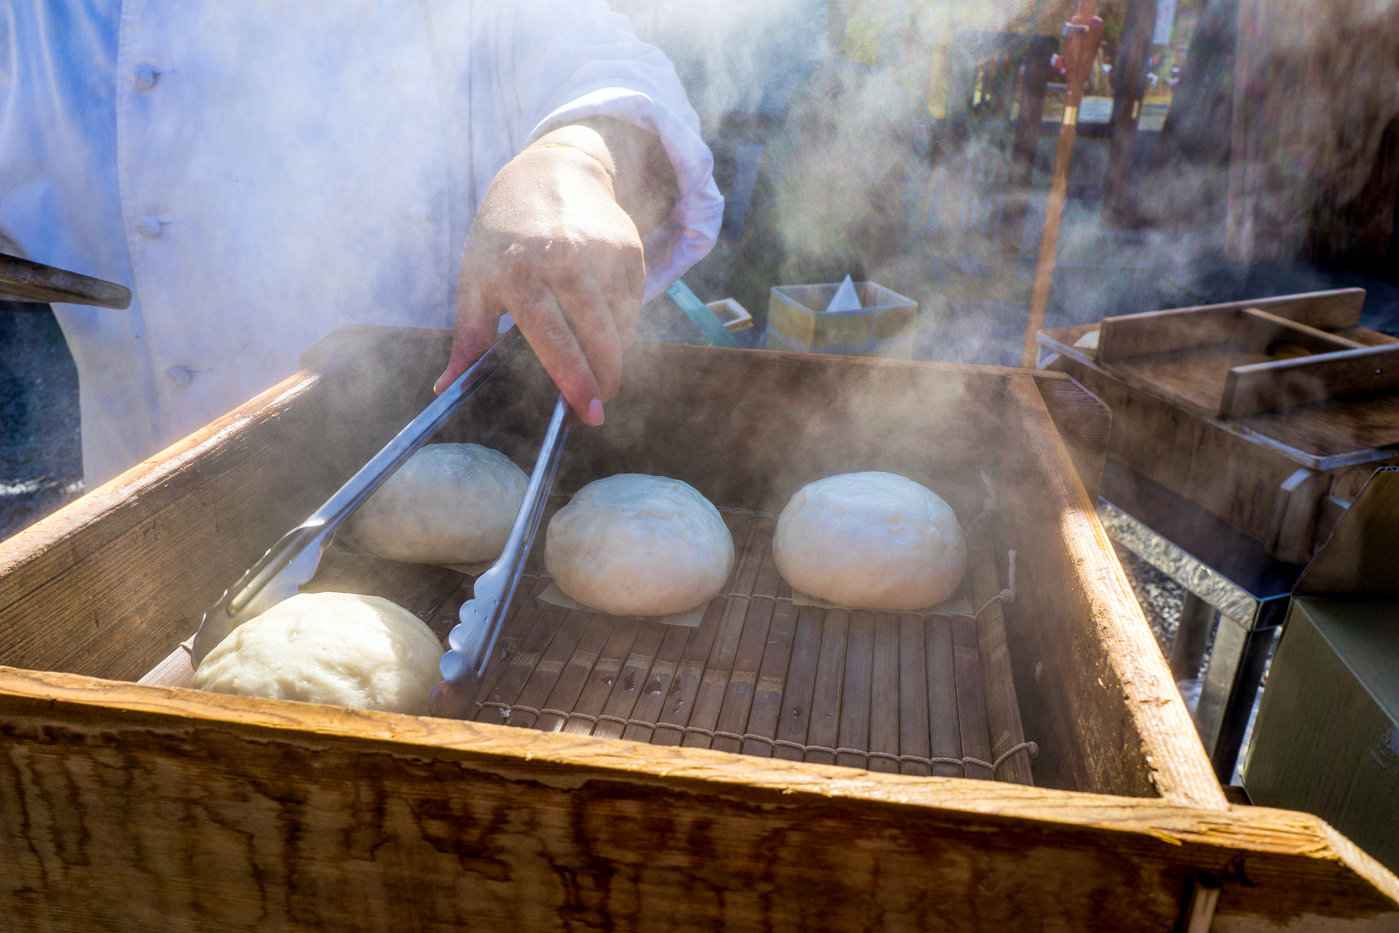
[435,136,650,426]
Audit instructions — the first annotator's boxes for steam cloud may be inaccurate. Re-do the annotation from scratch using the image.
[621,0,1399,365]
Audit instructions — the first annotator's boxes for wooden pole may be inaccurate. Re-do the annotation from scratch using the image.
[1104,0,1158,223]
[1226,0,1263,263]
[1021,0,1106,368]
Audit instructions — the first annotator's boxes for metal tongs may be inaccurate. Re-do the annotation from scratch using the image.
[191,327,524,666]
[429,393,571,718]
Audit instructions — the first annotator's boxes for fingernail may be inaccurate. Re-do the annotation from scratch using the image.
[586,398,605,426]
[432,374,446,395]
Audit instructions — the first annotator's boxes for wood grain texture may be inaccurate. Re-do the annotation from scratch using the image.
[1046,351,1315,542]
[967,522,1034,785]
[1096,288,1366,361]
[1,332,1208,799]
[773,607,822,762]
[1042,321,1399,465]
[1,666,1396,932]
[0,328,444,682]
[0,375,331,680]
[1264,469,1332,565]
[0,252,132,309]
[1236,307,1365,355]
[1002,374,1227,810]
[1032,371,1112,501]
[1219,343,1399,418]
[1041,321,1399,561]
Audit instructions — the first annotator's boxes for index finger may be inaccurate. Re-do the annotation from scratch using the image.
[510,275,608,426]
[436,279,502,395]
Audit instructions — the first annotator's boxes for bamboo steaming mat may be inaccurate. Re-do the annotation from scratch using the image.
[446,506,1035,783]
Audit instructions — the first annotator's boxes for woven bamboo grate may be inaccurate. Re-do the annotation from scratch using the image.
[143,494,1035,785]
[431,500,1035,784]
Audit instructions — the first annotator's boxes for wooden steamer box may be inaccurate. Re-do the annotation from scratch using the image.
[1037,288,1399,565]
[1,327,1396,930]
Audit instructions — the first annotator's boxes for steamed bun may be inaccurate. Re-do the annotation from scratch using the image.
[348,443,527,564]
[545,474,734,616]
[193,592,443,714]
[773,471,966,610]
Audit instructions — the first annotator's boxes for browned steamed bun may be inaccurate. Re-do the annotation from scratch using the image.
[192,592,443,715]
[347,443,527,564]
[773,471,966,610]
[545,474,734,616]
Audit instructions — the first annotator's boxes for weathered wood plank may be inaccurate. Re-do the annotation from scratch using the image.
[927,616,964,779]
[494,609,592,730]
[741,593,797,759]
[713,517,780,754]
[0,328,447,683]
[1236,307,1365,355]
[1096,288,1366,361]
[1220,343,1399,418]
[1264,469,1333,565]
[868,614,901,774]
[1002,374,1228,809]
[591,623,667,741]
[557,614,641,734]
[834,610,875,770]
[805,610,848,767]
[681,514,766,750]
[1042,321,1399,466]
[951,614,994,781]
[472,583,566,722]
[1033,372,1112,502]
[649,598,724,747]
[1,667,1395,932]
[4,328,1305,926]
[533,614,614,733]
[619,623,687,743]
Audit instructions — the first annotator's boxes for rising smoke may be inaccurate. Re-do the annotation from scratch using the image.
[622,0,1399,366]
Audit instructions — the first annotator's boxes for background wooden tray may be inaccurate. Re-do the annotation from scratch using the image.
[1091,287,1399,428]
[1040,289,1399,564]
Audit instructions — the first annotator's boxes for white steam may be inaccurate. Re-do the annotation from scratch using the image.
[620,0,1399,366]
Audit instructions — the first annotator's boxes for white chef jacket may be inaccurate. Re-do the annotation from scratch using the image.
[0,1,723,485]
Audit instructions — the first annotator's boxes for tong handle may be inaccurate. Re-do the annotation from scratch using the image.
[431,393,571,717]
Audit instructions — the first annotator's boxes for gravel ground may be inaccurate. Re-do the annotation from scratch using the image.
[1112,543,1186,656]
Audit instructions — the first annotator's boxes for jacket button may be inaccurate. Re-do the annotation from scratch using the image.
[131,64,160,90]
[165,366,193,388]
[134,216,163,238]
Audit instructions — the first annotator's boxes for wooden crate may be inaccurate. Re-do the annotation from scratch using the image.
[1,327,1395,930]
[1039,288,1399,564]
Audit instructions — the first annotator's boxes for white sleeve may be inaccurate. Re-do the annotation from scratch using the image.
[504,1,724,300]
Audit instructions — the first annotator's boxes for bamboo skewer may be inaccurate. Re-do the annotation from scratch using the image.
[1021,0,1106,367]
